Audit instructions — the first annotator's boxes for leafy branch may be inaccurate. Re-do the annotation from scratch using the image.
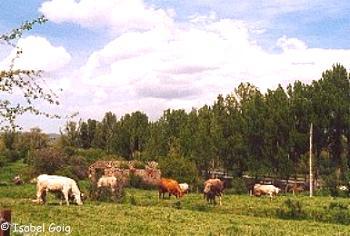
[0,16,75,130]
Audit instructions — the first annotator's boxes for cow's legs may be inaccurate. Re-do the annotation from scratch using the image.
[218,196,222,206]
[62,189,70,206]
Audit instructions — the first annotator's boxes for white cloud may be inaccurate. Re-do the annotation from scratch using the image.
[1,36,71,72]
[277,35,307,51]
[18,1,350,133]
[40,0,174,32]
[75,15,350,108]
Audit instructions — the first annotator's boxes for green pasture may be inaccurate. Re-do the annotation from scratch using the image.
[1,163,350,235]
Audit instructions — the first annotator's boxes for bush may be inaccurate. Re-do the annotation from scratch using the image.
[228,178,248,194]
[4,149,21,162]
[31,148,66,174]
[75,148,107,164]
[277,199,305,219]
[159,155,199,185]
[63,146,77,156]
[66,155,88,179]
[55,166,77,180]
[133,161,146,169]
[0,155,6,168]
[128,173,155,190]
[20,166,36,182]
[129,174,143,188]
[119,162,130,169]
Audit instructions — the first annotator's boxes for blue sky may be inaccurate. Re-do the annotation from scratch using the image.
[1,0,350,133]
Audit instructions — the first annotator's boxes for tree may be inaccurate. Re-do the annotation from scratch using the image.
[79,121,90,148]
[60,121,80,147]
[0,16,67,130]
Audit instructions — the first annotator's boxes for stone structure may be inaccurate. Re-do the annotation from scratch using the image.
[88,160,161,186]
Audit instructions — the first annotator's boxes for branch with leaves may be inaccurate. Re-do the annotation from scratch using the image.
[0,16,75,130]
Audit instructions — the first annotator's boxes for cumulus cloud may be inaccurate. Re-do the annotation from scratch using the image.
[76,16,350,106]
[22,1,350,132]
[40,0,174,32]
[1,36,71,71]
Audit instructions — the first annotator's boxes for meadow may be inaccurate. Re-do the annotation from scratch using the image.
[1,163,350,235]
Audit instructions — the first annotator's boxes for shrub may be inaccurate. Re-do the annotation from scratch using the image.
[66,155,88,179]
[63,146,77,156]
[75,148,107,164]
[4,149,21,162]
[31,148,66,174]
[102,154,124,161]
[119,162,130,169]
[277,199,305,219]
[0,155,6,168]
[20,166,36,182]
[55,166,77,180]
[129,174,143,188]
[133,161,146,169]
[228,178,248,194]
[328,202,348,210]
[159,155,199,185]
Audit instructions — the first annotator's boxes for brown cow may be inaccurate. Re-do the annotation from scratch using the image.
[203,178,224,205]
[158,178,183,199]
[285,183,305,195]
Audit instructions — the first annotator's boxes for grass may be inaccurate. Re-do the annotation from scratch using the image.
[1,162,350,235]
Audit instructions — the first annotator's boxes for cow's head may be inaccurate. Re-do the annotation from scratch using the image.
[203,183,212,194]
[275,187,281,194]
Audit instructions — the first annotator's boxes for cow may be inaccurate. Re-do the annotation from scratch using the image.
[33,174,83,206]
[158,178,183,199]
[95,176,125,199]
[179,183,189,194]
[285,183,305,195]
[203,178,224,205]
[253,184,280,200]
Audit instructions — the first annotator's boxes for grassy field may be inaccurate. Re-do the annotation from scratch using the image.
[1,163,350,235]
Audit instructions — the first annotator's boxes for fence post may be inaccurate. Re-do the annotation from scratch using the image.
[0,209,11,236]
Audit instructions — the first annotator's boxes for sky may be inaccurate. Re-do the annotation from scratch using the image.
[1,0,350,133]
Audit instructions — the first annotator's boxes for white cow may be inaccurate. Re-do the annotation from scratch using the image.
[97,176,118,193]
[179,183,189,193]
[253,184,281,200]
[33,174,83,206]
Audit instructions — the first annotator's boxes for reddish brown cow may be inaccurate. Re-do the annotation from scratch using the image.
[203,178,224,205]
[158,178,183,199]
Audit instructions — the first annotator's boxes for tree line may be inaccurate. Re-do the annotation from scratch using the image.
[55,64,350,185]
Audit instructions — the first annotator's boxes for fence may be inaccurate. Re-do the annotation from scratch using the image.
[0,209,11,236]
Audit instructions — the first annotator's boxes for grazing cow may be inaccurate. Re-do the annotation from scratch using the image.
[253,184,280,200]
[203,178,224,205]
[33,174,83,206]
[285,183,305,195]
[96,176,123,198]
[158,178,183,199]
[179,183,189,194]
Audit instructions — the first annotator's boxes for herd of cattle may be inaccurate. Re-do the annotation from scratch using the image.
[21,173,292,206]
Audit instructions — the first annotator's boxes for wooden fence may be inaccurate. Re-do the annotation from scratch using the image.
[0,209,11,236]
